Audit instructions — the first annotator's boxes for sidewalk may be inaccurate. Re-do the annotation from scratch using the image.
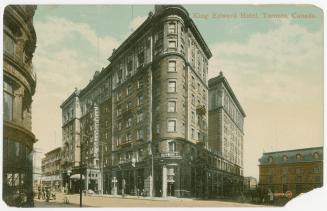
[92,194,194,201]
[34,192,264,207]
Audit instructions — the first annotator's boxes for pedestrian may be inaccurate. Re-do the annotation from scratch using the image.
[268,190,274,205]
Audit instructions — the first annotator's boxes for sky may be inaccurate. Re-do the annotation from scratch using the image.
[31,4,324,178]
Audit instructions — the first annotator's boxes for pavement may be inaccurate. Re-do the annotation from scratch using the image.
[34,192,264,207]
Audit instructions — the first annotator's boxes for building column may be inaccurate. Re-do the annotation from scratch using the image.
[162,165,167,198]
[86,169,89,190]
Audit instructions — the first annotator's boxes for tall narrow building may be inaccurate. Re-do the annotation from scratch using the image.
[208,72,246,176]
[3,5,37,206]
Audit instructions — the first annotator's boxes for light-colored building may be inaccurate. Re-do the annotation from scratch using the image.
[3,5,38,207]
[243,176,257,192]
[60,88,82,192]
[41,147,62,191]
[208,72,246,176]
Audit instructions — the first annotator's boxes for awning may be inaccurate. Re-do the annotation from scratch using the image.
[70,174,85,180]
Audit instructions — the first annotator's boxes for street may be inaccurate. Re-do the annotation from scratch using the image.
[34,192,264,207]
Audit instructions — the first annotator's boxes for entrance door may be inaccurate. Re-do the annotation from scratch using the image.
[167,182,175,196]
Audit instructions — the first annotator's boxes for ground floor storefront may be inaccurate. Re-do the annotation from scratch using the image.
[107,158,242,199]
[2,138,34,207]
[62,167,101,194]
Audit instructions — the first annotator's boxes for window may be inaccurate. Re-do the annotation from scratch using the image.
[137,129,144,140]
[156,123,160,134]
[4,33,15,56]
[168,100,176,112]
[126,118,132,128]
[127,101,132,110]
[126,133,132,142]
[117,69,123,84]
[268,156,273,164]
[191,128,195,139]
[138,51,144,66]
[168,141,176,152]
[283,155,288,162]
[137,112,143,123]
[296,154,302,161]
[167,120,176,132]
[168,60,176,72]
[3,81,13,121]
[117,107,122,116]
[314,152,320,159]
[118,122,122,130]
[126,85,131,96]
[137,80,143,89]
[127,58,133,73]
[191,111,195,122]
[168,81,176,93]
[168,40,177,48]
[138,148,143,160]
[117,91,122,101]
[168,23,176,34]
[138,95,144,106]
[117,136,121,146]
[192,94,195,104]
[191,76,195,87]
[313,167,320,173]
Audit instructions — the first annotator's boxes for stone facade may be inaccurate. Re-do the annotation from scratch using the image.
[208,72,245,176]
[41,147,62,191]
[60,5,244,198]
[3,5,37,207]
[258,147,323,198]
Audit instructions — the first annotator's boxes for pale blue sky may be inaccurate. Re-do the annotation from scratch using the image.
[32,4,323,178]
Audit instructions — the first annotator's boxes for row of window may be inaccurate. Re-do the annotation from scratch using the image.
[116,80,144,101]
[268,152,321,163]
[116,129,145,145]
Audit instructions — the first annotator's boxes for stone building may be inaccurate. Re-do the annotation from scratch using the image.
[243,176,257,193]
[208,72,246,176]
[3,5,37,206]
[41,147,62,191]
[61,5,244,198]
[60,89,81,192]
[258,147,323,198]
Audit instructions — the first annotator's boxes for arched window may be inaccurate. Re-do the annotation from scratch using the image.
[268,156,273,164]
[313,152,320,159]
[283,155,288,162]
[296,154,302,161]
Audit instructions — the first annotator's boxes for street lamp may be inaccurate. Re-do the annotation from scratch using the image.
[77,130,89,207]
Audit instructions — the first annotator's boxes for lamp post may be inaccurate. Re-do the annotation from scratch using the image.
[78,130,89,207]
[79,142,83,207]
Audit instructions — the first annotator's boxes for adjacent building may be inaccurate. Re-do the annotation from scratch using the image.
[243,176,257,193]
[41,147,62,191]
[258,147,323,198]
[3,5,37,206]
[60,88,83,193]
[60,5,245,198]
[207,72,246,196]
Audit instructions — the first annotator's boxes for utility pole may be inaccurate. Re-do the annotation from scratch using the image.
[79,141,83,207]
